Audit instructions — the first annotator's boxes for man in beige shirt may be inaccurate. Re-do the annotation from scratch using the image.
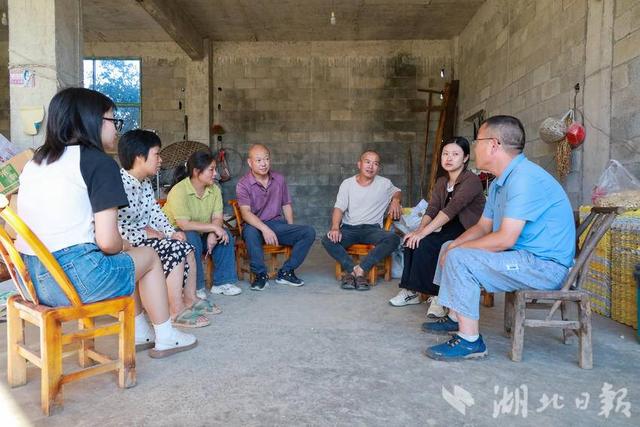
[321,150,402,290]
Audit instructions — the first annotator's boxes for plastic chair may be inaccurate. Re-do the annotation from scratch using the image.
[0,194,136,415]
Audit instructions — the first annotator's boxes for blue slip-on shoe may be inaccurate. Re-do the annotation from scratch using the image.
[421,316,459,335]
[424,334,488,361]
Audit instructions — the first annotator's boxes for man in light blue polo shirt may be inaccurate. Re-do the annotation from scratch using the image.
[422,115,575,361]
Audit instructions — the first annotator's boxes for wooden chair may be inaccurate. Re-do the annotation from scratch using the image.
[0,195,136,415]
[504,206,623,369]
[334,215,394,286]
[229,199,292,281]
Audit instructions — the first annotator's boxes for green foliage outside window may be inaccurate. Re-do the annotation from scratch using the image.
[83,59,141,133]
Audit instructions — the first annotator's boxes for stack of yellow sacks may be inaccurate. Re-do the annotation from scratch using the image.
[579,206,613,318]
[580,206,640,329]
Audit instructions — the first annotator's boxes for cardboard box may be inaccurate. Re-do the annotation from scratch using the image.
[3,192,18,240]
[0,149,34,196]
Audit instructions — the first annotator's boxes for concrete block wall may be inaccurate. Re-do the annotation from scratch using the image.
[212,41,452,232]
[85,42,189,145]
[611,0,640,177]
[0,42,9,139]
[454,0,588,205]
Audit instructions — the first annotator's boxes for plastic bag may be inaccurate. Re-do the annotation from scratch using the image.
[592,160,640,208]
[394,199,428,235]
[391,246,404,279]
[0,133,21,163]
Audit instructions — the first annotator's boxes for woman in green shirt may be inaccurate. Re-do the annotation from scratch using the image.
[164,151,240,297]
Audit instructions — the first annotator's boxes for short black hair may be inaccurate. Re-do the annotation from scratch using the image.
[118,129,162,170]
[34,87,116,165]
[480,115,526,153]
[360,150,381,162]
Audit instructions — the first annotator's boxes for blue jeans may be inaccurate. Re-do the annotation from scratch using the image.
[321,224,400,273]
[21,243,135,307]
[242,220,315,275]
[434,241,569,320]
[185,230,238,290]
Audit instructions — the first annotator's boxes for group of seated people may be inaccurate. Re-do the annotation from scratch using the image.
[14,87,575,362]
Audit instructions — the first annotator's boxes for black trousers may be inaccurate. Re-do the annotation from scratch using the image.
[400,218,466,295]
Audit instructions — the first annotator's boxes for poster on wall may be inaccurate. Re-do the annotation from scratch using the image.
[9,67,36,88]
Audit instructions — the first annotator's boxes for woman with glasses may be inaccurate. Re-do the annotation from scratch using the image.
[117,129,219,329]
[15,87,197,358]
[388,137,485,318]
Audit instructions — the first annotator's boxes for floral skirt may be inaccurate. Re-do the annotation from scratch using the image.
[137,238,194,286]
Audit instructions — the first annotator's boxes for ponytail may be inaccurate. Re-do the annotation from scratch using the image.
[169,150,216,190]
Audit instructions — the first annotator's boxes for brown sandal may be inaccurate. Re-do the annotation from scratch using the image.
[354,275,371,291]
[340,273,356,290]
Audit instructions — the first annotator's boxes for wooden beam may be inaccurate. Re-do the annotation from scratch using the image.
[135,0,204,60]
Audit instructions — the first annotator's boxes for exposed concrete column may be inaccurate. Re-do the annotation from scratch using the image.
[185,39,211,145]
[582,0,614,203]
[8,0,82,149]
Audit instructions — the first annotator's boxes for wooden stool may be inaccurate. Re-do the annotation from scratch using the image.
[504,206,623,369]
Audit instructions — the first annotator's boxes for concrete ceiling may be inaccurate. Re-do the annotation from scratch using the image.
[179,0,484,41]
[2,0,485,45]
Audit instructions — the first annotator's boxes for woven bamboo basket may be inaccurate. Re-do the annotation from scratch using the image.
[610,213,640,329]
[579,206,612,317]
[159,140,210,169]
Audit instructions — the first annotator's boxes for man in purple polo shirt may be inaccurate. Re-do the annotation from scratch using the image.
[236,144,316,291]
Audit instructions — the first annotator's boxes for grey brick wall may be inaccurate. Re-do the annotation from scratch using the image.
[212,41,452,233]
[455,0,588,206]
[611,0,640,178]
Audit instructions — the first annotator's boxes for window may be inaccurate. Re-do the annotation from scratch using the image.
[83,58,141,133]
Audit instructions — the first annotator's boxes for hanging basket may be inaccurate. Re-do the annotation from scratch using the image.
[539,110,573,144]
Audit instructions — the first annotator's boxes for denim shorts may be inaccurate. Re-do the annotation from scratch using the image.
[22,243,135,307]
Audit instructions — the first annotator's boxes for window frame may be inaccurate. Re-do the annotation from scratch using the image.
[83,56,143,130]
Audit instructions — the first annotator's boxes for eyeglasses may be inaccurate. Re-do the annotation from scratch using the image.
[472,137,500,145]
[103,117,125,132]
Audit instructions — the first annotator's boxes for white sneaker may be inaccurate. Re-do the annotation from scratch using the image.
[389,289,421,307]
[211,283,242,296]
[196,289,208,300]
[135,318,155,350]
[149,328,198,359]
[426,296,448,318]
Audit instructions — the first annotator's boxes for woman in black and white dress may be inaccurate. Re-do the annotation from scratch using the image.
[117,129,221,328]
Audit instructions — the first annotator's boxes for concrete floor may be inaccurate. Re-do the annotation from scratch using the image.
[1,243,639,426]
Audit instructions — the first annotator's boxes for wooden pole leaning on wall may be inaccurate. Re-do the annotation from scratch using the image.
[418,91,434,199]
[426,80,459,198]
